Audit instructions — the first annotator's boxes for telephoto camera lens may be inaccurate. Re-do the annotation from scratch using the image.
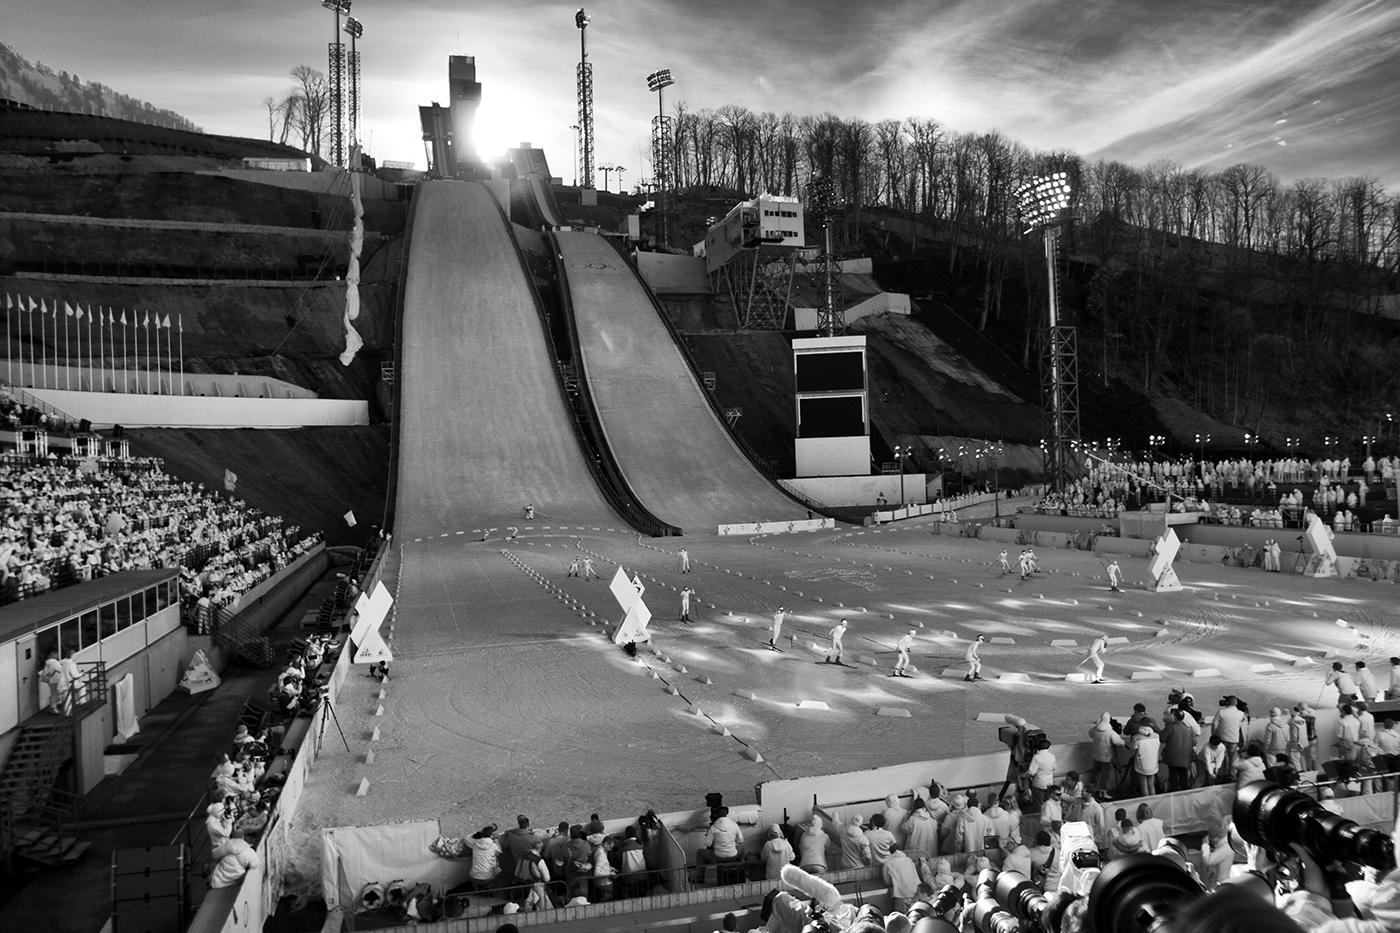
[994,870,1049,922]
[976,867,1000,902]
[1235,780,1396,872]
[930,883,964,917]
[972,896,1021,933]
[1089,853,1204,932]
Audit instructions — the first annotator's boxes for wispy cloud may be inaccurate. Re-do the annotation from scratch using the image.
[5,0,1396,187]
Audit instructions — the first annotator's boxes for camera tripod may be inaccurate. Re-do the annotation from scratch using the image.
[318,688,351,753]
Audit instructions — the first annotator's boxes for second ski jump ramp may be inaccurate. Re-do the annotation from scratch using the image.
[393,181,618,540]
[557,231,807,531]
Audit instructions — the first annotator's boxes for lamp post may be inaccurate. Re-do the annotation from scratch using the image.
[343,15,363,164]
[990,441,1004,518]
[1194,432,1211,474]
[935,447,947,498]
[1362,434,1376,461]
[1014,171,1077,494]
[1148,433,1165,461]
[893,444,912,506]
[597,165,617,192]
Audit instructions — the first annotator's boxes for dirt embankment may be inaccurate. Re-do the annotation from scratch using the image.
[125,425,390,547]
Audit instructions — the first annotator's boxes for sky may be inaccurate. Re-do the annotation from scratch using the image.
[7,0,1399,189]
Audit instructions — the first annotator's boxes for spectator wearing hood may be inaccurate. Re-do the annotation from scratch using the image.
[938,794,968,854]
[760,824,795,881]
[1233,743,1268,787]
[902,796,940,860]
[982,794,1020,866]
[1162,709,1197,792]
[947,800,991,859]
[1003,843,1033,877]
[881,794,907,845]
[921,856,962,894]
[1109,819,1145,860]
[1131,725,1162,798]
[865,812,898,866]
[838,814,871,869]
[798,815,829,873]
[1213,695,1248,762]
[1089,712,1126,791]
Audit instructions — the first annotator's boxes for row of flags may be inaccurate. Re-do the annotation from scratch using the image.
[4,293,180,331]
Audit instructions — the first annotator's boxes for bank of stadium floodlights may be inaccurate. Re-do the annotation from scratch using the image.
[647,68,674,247]
[320,0,352,168]
[1015,172,1079,494]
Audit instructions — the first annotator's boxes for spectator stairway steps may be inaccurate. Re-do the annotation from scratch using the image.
[211,603,275,668]
[6,788,87,867]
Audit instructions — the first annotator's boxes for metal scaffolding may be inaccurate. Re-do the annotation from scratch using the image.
[575,9,595,190]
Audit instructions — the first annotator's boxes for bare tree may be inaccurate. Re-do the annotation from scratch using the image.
[289,65,329,158]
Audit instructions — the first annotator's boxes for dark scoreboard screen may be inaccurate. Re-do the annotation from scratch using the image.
[795,351,865,392]
[798,396,865,438]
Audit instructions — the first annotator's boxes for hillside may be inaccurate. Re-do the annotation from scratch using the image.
[0,41,198,132]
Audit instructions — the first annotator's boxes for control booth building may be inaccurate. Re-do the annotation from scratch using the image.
[701,194,804,274]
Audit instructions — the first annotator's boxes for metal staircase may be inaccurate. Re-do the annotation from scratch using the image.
[0,713,88,867]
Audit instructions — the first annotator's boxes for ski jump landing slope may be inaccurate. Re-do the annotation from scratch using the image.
[557,231,806,531]
[394,181,617,540]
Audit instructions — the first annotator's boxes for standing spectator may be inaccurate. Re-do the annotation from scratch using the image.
[699,807,743,870]
[902,797,940,861]
[1162,710,1196,791]
[500,815,539,886]
[865,812,898,865]
[1326,662,1360,704]
[59,650,81,715]
[40,650,67,714]
[1040,785,1064,834]
[1388,657,1400,700]
[1136,804,1165,853]
[468,825,502,892]
[1089,712,1125,792]
[1212,696,1247,762]
[1335,704,1361,763]
[881,794,907,844]
[1264,708,1291,761]
[1356,661,1380,702]
[1027,738,1057,806]
[982,794,1019,866]
[1081,788,1108,857]
[798,815,829,874]
[838,814,871,869]
[1357,701,1377,743]
[618,827,648,898]
[543,822,571,900]
[1061,771,1085,821]
[882,848,922,914]
[760,825,794,881]
[1130,725,1161,798]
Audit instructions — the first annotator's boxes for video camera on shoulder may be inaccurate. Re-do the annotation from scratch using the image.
[999,720,1047,769]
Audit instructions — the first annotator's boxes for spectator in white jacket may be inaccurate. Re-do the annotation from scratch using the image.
[760,825,794,881]
[1131,725,1161,798]
[1088,712,1126,792]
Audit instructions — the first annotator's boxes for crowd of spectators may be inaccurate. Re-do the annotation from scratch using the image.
[203,632,340,891]
[0,452,320,610]
[1033,453,1398,534]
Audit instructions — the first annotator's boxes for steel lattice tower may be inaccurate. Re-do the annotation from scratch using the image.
[575,9,595,190]
[647,69,674,247]
[344,16,363,159]
[807,174,844,336]
[321,0,351,168]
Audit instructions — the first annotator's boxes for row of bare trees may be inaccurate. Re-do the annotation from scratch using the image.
[262,65,330,156]
[658,105,1400,280]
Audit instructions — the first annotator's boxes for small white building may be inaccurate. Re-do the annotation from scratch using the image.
[699,194,805,274]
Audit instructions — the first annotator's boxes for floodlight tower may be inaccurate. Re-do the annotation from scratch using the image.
[647,68,674,247]
[343,16,363,161]
[1015,172,1078,493]
[575,9,595,190]
[806,174,843,336]
[321,0,351,168]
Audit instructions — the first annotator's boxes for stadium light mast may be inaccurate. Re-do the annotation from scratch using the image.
[646,68,674,248]
[1015,171,1078,494]
[806,174,843,337]
[343,15,363,165]
[320,0,352,168]
[575,9,595,190]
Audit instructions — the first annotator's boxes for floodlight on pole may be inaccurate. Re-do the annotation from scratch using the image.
[575,9,595,190]
[1016,171,1078,494]
[647,68,675,248]
[320,0,352,168]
